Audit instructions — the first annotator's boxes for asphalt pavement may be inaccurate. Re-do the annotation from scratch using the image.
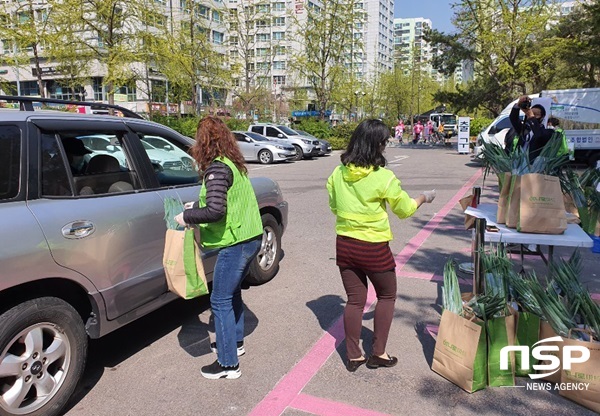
[63,141,599,416]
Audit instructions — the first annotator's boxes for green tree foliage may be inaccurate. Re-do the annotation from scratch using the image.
[290,0,364,119]
[0,0,60,97]
[426,0,555,116]
[552,0,600,87]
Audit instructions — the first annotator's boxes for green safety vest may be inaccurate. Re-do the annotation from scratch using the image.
[198,157,263,249]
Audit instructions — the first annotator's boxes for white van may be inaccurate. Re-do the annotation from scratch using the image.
[474,88,600,166]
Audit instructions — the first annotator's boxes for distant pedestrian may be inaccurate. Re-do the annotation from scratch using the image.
[412,120,423,144]
[395,120,404,144]
[326,119,436,372]
[425,120,434,143]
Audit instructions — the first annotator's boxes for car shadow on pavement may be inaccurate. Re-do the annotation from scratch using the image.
[306,295,375,363]
[65,295,258,413]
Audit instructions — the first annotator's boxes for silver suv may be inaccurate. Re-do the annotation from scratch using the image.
[0,96,288,416]
[248,123,320,161]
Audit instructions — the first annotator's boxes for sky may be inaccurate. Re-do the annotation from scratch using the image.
[395,0,455,33]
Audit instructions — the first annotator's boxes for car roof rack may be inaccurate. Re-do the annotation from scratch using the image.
[0,95,143,119]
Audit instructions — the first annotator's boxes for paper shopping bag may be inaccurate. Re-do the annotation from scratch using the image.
[496,172,511,225]
[514,312,541,377]
[432,310,488,393]
[518,173,567,234]
[559,331,600,413]
[487,313,516,387]
[536,321,562,382]
[163,228,209,299]
[505,174,521,229]
[459,194,476,230]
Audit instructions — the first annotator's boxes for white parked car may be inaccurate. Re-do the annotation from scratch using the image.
[78,135,194,171]
[233,131,296,164]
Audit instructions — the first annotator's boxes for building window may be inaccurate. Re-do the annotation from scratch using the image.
[212,31,224,45]
[93,77,104,101]
[272,31,285,40]
[273,75,285,85]
[256,19,269,28]
[272,2,285,11]
[274,46,286,55]
[256,47,270,56]
[273,61,286,70]
[19,81,39,96]
[273,17,285,26]
[257,3,270,13]
[257,33,270,42]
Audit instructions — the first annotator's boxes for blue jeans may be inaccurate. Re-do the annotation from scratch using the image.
[211,237,261,367]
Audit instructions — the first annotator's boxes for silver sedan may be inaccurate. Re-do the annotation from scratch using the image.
[233,131,296,164]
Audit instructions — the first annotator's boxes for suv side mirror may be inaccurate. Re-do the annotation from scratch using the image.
[488,125,497,135]
[163,144,173,151]
[277,133,284,138]
[106,145,117,152]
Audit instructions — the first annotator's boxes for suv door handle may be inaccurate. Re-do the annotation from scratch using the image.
[62,221,96,239]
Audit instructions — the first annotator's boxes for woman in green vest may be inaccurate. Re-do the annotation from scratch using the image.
[175,116,263,380]
[327,119,436,372]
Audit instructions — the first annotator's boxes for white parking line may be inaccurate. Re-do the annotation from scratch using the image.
[249,165,276,171]
[388,155,409,166]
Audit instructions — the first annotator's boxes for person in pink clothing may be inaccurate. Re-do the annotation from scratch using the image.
[425,120,434,143]
[412,121,423,144]
[394,120,404,144]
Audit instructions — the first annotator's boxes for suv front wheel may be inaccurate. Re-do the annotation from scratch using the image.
[292,145,303,161]
[0,297,87,416]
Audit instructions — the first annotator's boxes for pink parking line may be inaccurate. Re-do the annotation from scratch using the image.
[249,169,483,416]
[394,170,483,270]
[290,393,391,416]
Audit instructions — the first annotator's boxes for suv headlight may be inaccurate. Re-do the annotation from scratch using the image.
[301,139,311,144]
[275,145,285,150]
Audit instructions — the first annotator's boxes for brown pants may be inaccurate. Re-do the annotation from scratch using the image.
[340,267,397,360]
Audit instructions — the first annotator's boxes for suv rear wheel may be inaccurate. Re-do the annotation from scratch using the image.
[0,297,87,416]
[246,213,282,285]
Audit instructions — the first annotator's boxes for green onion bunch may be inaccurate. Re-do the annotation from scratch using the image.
[442,259,463,316]
[528,276,578,338]
[465,293,506,321]
[481,139,569,182]
[508,271,545,319]
[163,197,184,230]
[482,246,512,306]
[549,251,600,341]
[559,167,600,234]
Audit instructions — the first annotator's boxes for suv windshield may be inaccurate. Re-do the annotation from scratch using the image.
[277,125,299,135]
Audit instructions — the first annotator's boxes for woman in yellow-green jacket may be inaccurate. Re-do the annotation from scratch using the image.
[327,119,436,372]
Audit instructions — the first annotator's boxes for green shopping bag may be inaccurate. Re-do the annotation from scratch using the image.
[486,314,516,387]
[432,310,488,393]
[163,228,209,299]
[514,312,541,377]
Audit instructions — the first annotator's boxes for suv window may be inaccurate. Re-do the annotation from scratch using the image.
[42,130,140,196]
[265,126,280,137]
[135,133,199,186]
[251,126,263,134]
[0,125,21,200]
